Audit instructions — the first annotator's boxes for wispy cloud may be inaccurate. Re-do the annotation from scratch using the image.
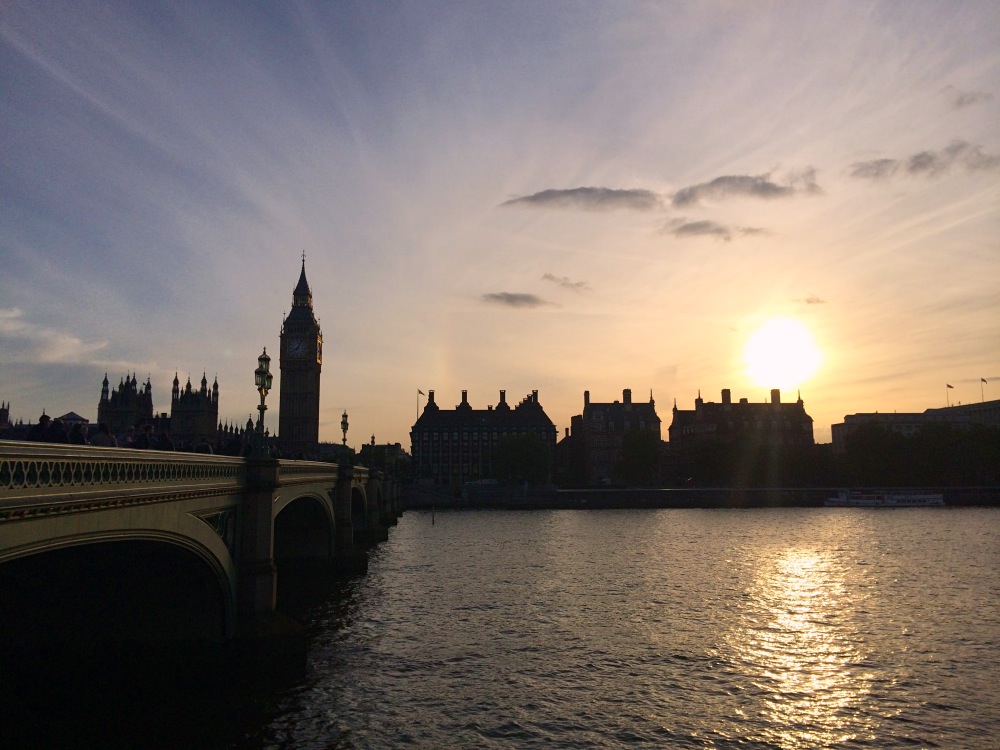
[665,219,767,242]
[669,220,734,241]
[942,85,993,109]
[671,169,820,207]
[850,140,1000,181]
[799,295,826,305]
[542,273,592,293]
[481,292,553,308]
[0,308,108,364]
[501,187,662,211]
[848,158,899,181]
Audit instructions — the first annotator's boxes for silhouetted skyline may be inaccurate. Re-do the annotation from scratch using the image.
[2,2,998,446]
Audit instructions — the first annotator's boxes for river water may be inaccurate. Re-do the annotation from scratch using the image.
[229,507,999,750]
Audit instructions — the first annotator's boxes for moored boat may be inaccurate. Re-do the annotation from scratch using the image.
[825,490,945,508]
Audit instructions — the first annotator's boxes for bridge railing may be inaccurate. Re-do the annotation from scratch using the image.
[277,458,345,487]
[0,439,378,519]
[0,440,247,517]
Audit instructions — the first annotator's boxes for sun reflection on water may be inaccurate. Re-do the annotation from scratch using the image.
[724,548,875,748]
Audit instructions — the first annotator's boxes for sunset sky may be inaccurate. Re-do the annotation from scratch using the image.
[2,1,998,447]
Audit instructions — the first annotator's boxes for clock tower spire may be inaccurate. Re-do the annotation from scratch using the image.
[279,254,323,457]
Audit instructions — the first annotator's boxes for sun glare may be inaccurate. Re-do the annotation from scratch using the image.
[743,318,822,391]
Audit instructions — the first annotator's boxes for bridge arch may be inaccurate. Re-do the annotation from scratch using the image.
[273,490,335,561]
[0,533,233,643]
[351,485,367,531]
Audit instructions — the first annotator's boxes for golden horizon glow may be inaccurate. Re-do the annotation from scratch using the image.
[743,318,822,392]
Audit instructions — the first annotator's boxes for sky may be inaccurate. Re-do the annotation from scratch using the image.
[2,1,998,447]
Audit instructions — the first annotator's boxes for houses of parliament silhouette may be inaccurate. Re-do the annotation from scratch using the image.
[89,259,324,453]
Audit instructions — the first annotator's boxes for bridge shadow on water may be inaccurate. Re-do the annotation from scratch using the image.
[0,549,363,749]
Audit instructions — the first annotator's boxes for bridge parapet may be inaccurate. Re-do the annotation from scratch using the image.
[276,458,342,488]
[0,440,246,520]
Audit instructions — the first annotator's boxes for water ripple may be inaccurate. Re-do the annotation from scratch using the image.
[238,508,1000,750]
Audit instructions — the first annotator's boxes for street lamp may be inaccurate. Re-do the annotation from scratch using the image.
[341,410,349,446]
[253,348,273,456]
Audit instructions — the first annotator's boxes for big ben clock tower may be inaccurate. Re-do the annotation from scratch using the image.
[279,255,322,456]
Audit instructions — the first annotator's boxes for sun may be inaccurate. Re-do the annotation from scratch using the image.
[743,318,822,391]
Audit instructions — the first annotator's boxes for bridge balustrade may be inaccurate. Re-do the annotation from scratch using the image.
[0,441,246,517]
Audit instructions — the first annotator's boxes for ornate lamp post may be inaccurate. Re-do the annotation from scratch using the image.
[341,410,349,446]
[253,348,273,457]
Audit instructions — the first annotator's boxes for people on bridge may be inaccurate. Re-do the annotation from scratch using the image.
[27,414,51,443]
[68,423,89,445]
[193,436,213,454]
[156,431,175,451]
[47,418,69,443]
[133,424,157,450]
[90,422,118,447]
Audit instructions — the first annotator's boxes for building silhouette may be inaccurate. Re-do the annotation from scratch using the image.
[411,389,557,487]
[669,389,814,447]
[559,389,662,485]
[832,399,1000,450]
[97,371,219,447]
[170,372,219,448]
[98,374,154,438]
[279,258,323,457]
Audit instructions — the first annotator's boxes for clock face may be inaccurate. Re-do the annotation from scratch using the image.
[287,338,307,358]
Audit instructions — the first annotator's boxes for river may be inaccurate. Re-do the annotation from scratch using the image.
[237,507,999,749]
[9,507,1000,749]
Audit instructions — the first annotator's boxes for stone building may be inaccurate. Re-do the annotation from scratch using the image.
[559,388,662,485]
[410,389,557,487]
[831,399,1000,450]
[97,374,154,438]
[668,388,814,447]
[279,258,323,458]
[170,372,219,448]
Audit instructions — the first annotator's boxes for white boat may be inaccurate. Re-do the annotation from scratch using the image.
[825,490,945,508]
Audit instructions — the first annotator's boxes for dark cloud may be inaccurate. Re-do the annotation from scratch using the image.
[665,219,767,242]
[481,292,552,308]
[849,158,900,180]
[669,220,733,241]
[908,150,949,176]
[954,142,1000,171]
[851,141,1000,181]
[541,273,591,293]
[671,170,819,207]
[943,85,993,109]
[802,295,826,305]
[501,187,662,211]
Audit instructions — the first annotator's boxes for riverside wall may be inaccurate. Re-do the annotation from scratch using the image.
[403,486,1000,510]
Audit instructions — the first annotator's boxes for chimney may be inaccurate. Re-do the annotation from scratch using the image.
[565,427,570,438]
[460,390,469,406]
[428,390,435,405]
[771,389,781,405]
[499,389,506,405]
[532,390,538,403]
[722,389,731,408]
[623,388,632,405]
[584,390,590,407]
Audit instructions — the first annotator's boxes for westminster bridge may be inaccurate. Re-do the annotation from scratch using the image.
[0,440,401,644]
